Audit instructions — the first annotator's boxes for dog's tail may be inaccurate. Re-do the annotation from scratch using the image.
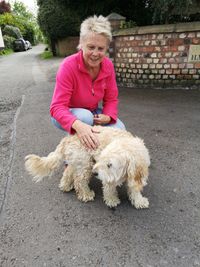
[25,138,66,183]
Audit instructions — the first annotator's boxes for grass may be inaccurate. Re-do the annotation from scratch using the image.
[0,48,13,56]
[40,50,53,59]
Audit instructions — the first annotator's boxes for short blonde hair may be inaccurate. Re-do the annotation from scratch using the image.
[78,15,112,49]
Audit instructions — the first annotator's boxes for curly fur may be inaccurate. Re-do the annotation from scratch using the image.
[25,126,150,208]
[92,137,150,208]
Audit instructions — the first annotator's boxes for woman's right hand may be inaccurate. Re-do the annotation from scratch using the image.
[72,120,100,150]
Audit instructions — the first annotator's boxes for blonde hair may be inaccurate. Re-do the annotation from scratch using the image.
[78,15,112,49]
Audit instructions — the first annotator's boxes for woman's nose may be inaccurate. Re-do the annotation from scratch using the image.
[92,49,99,56]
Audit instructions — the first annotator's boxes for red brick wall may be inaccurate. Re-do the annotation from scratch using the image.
[113,22,200,89]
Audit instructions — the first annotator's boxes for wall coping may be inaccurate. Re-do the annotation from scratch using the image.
[113,22,200,36]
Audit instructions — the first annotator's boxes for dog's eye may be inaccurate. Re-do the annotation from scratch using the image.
[107,163,112,168]
[92,158,96,164]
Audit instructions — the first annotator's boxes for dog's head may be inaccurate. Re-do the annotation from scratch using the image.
[92,155,127,183]
[92,140,135,183]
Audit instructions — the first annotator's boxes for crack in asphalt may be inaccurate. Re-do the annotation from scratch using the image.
[0,95,25,217]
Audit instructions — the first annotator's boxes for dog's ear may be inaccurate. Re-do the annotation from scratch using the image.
[126,155,144,190]
[126,154,136,179]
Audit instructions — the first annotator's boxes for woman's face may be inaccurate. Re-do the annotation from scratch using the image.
[81,32,108,69]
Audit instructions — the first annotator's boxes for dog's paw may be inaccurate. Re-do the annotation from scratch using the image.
[104,196,121,208]
[132,196,149,209]
[59,181,74,192]
[77,190,95,202]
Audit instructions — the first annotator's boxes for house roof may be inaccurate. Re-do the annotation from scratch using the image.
[107,13,126,20]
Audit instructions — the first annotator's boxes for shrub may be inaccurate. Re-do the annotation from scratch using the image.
[3,34,15,49]
[0,48,12,55]
[40,50,53,59]
[3,24,22,38]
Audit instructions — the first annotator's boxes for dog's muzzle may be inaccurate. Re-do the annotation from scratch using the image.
[92,171,98,178]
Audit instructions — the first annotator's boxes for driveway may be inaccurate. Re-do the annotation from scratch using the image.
[0,44,200,267]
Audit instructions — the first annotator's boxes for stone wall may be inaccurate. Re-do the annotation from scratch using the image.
[113,22,200,89]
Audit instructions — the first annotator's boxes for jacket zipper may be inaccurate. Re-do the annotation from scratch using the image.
[92,81,94,96]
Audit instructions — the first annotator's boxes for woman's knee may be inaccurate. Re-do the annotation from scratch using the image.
[70,108,94,125]
[107,118,126,130]
[116,119,126,130]
[51,117,65,131]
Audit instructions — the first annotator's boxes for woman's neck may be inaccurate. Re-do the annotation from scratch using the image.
[86,65,100,81]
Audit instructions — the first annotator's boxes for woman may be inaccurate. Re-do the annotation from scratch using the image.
[50,15,125,150]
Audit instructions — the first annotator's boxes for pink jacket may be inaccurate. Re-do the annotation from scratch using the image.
[50,50,118,133]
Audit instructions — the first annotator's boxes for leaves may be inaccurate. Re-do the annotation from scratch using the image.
[0,0,11,14]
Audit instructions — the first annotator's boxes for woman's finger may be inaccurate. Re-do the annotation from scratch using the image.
[86,134,99,149]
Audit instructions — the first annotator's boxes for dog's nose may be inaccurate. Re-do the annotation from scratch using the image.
[93,172,98,177]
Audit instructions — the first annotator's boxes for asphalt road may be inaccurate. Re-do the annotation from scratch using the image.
[0,44,200,267]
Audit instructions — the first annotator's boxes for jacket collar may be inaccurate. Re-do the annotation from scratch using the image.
[77,50,111,79]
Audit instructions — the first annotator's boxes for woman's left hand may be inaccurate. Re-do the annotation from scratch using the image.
[93,114,111,125]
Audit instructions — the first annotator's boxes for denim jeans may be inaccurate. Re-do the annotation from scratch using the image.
[51,108,126,132]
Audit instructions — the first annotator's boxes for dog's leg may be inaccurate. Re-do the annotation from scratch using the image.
[102,183,120,208]
[59,165,74,192]
[73,168,95,202]
[127,180,149,209]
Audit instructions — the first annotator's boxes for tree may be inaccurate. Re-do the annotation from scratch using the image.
[0,0,11,14]
[37,0,80,55]
[37,0,200,56]
[11,1,42,44]
[151,0,198,24]
[0,0,42,49]
[37,0,153,55]
[12,1,34,20]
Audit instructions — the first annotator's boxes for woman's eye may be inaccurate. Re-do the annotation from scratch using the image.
[107,163,112,168]
[88,46,95,50]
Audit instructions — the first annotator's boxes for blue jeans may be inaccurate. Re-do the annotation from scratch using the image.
[51,108,126,132]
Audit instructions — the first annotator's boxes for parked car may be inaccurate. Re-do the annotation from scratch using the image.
[25,40,32,49]
[13,38,28,52]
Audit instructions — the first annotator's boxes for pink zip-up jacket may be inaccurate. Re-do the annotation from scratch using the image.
[50,50,118,134]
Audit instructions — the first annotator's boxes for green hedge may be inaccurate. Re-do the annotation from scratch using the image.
[3,25,22,39]
[3,34,15,49]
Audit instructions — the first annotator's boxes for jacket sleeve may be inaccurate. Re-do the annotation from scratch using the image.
[50,61,77,134]
[102,62,118,123]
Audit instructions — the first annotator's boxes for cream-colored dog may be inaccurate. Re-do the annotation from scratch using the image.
[92,136,150,208]
[25,126,150,208]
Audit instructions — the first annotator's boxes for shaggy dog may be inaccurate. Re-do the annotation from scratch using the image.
[92,136,150,208]
[25,126,150,208]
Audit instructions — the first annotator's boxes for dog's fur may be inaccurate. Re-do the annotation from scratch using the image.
[25,126,150,208]
[93,136,150,208]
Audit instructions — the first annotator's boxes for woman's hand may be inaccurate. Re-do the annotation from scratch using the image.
[93,114,111,125]
[72,120,100,150]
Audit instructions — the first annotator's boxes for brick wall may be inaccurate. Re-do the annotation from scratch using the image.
[113,22,200,89]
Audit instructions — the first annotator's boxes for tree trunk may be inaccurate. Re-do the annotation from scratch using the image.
[50,38,56,56]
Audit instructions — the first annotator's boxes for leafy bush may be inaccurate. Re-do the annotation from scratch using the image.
[0,48,12,55]
[120,20,137,29]
[0,7,43,46]
[3,34,15,49]
[3,24,22,38]
[40,50,53,59]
